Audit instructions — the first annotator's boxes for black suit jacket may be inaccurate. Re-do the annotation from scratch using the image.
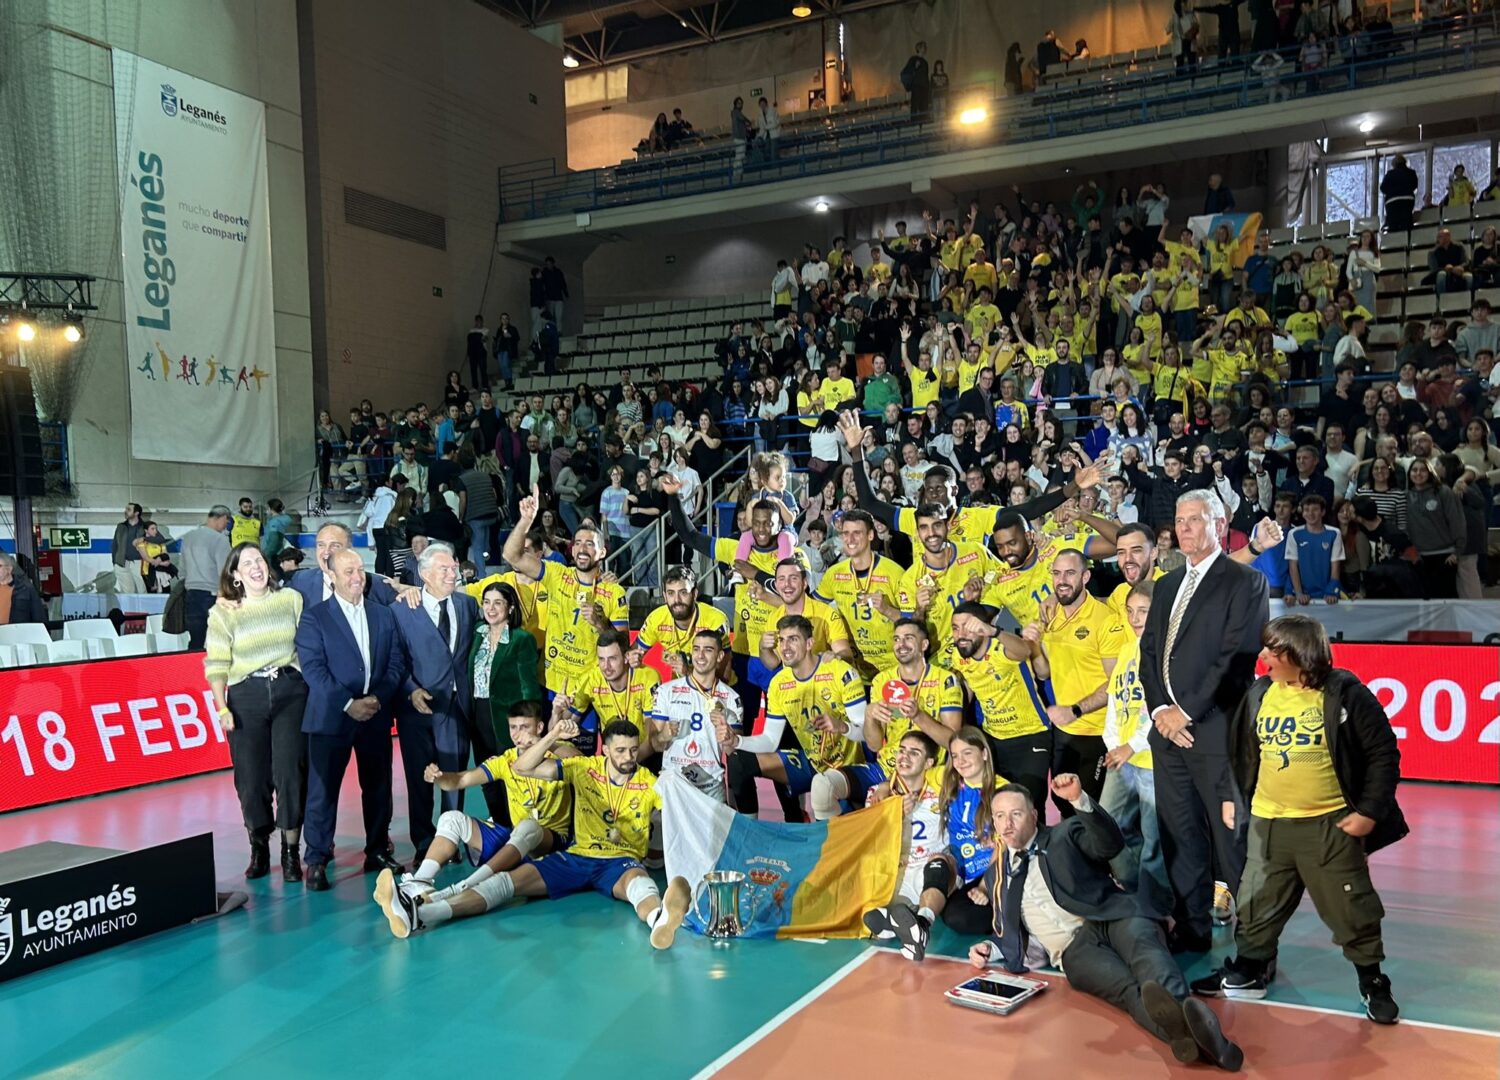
[985,800,1145,951]
[1140,552,1268,733]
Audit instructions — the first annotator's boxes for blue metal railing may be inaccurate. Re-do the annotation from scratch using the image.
[499,20,1500,223]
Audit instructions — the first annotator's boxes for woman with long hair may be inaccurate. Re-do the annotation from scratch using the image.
[467,581,542,825]
[936,728,1001,934]
[1404,459,1464,599]
[385,488,421,579]
[1333,497,1370,597]
[1346,230,1381,315]
[204,543,308,882]
[1111,402,1154,461]
[687,411,725,478]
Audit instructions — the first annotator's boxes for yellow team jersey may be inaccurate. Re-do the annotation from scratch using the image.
[230,515,262,547]
[480,749,572,834]
[1040,594,1123,737]
[1251,682,1346,819]
[818,555,905,676]
[1208,347,1248,395]
[957,356,990,395]
[637,602,731,659]
[966,303,1002,340]
[895,505,1002,548]
[985,533,1085,627]
[538,561,628,693]
[868,261,893,285]
[1285,310,1321,346]
[1106,634,1153,770]
[713,537,783,657]
[821,377,857,411]
[567,664,662,744]
[765,657,868,770]
[897,540,1001,663]
[952,644,1049,741]
[911,368,941,411]
[869,662,965,772]
[1135,311,1164,356]
[559,756,661,861]
[1151,363,1194,408]
[1107,567,1166,622]
[763,595,850,658]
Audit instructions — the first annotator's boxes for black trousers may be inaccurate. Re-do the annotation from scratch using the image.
[1052,729,1108,818]
[373,528,393,577]
[941,876,994,935]
[467,348,489,392]
[304,719,394,866]
[1062,917,1188,1042]
[396,708,470,854]
[1151,723,1246,937]
[225,669,308,834]
[186,589,214,651]
[985,729,1052,813]
[467,698,510,826]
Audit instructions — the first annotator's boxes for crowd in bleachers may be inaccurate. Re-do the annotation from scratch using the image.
[479,160,1497,600]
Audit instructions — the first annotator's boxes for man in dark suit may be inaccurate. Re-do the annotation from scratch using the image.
[955,365,997,426]
[971,777,1244,1071]
[390,540,479,865]
[1139,488,1268,951]
[296,548,409,891]
[287,522,400,610]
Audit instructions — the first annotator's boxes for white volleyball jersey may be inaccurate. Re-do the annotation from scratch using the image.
[650,676,743,801]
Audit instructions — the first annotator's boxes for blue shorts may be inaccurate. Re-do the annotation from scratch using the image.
[842,760,888,806]
[534,850,643,899]
[777,749,815,796]
[468,820,514,866]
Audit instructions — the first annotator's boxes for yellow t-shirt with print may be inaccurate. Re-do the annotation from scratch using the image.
[897,540,1002,662]
[559,756,661,861]
[821,377,857,412]
[1039,593,1123,737]
[964,262,999,296]
[480,749,572,834]
[538,562,628,694]
[1251,681,1346,819]
[765,657,868,770]
[869,662,964,772]
[566,664,662,745]
[713,537,782,657]
[818,554,905,676]
[1105,634,1153,769]
[762,595,851,660]
[1134,311,1164,357]
[911,368,941,411]
[951,644,1049,741]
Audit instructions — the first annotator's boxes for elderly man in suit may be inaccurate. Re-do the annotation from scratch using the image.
[971,777,1244,1071]
[296,548,410,892]
[392,541,479,866]
[1140,488,1268,952]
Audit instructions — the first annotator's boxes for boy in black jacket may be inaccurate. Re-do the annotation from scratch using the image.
[1192,614,1407,1024]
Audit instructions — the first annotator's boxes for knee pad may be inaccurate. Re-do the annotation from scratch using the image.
[624,874,659,909]
[437,810,471,848]
[508,816,544,857]
[728,749,761,788]
[809,771,848,818]
[472,872,515,911]
[923,858,955,896]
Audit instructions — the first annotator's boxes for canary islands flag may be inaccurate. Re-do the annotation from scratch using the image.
[660,771,903,939]
[1187,211,1264,265]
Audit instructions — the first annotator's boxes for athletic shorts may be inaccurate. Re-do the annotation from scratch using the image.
[843,761,887,806]
[777,749,815,796]
[467,819,565,867]
[535,851,643,900]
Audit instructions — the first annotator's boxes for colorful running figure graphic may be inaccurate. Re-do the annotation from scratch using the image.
[138,352,157,379]
[236,366,251,390]
[250,365,269,390]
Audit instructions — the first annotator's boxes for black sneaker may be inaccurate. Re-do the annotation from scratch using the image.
[888,906,929,963]
[1360,973,1400,1025]
[863,907,897,941]
[1191,964,1267,1000]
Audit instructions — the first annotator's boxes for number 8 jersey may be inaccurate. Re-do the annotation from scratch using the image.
[649,676,744,801]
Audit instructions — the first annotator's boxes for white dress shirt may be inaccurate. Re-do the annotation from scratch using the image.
[421,589,459,654]
[1013,792,1093,968]
[335,593,371,704]
[1157,546,1222,718]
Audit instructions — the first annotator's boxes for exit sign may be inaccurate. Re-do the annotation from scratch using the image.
[49,527,91,550]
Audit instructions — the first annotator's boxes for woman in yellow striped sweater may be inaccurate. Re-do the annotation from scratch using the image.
[205,543,309,883]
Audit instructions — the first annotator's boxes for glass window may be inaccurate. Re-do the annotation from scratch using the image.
[1324,159,1371,226]
[1379,151,1427,207]
[1432,140,1493,206]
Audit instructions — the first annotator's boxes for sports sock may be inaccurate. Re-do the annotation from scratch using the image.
[455,865,496,893]
[917,906,936,926]
[646,906,665,928]
[416,857,442,882]
[421,899,453,926]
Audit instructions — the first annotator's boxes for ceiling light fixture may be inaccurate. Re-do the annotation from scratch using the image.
[814,199,829,213]
[563,53,580,68]
[792,2,813,17]
[1358,117,1376,134]
[959,106,988,126]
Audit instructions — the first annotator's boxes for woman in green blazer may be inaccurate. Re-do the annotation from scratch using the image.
[467,580,542,825]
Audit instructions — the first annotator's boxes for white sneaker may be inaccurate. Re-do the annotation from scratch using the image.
[376,869,419,939]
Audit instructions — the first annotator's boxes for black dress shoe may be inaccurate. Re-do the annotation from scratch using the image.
[306,863,330,891]
[1141,981,1200,1064]
[281,841,303,884]
[363,851,404,874]
[1184,997,1244,1071]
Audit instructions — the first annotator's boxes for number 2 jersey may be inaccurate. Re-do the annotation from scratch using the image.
[649,676,743,800]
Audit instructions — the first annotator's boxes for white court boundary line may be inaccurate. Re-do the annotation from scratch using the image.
[692,946,878,1078]
[914,949,1499,1039]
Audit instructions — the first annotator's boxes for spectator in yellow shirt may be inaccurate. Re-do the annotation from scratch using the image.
[966,286,1002,342]
[963,251,999,296]
[820,357,857,412]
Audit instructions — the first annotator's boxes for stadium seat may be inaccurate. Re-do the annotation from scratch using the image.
[63,618,121,659]
[111,635,151,658]
[39,640,88,664]
[0,623,54,653]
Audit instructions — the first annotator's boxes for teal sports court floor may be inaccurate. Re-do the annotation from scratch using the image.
[1,759,1495,1079]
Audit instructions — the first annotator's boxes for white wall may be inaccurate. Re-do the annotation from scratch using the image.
[44,0,315,514]
[302,0,569,415]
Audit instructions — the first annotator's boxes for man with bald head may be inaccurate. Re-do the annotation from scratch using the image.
[296,547,410,891]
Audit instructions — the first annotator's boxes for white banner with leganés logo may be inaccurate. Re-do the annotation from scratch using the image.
[113,51,279,466]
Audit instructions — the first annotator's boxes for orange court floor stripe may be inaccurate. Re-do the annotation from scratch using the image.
[707,950,1500,1079]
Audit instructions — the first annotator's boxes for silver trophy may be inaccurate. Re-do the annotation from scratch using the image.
[693,870,756,944]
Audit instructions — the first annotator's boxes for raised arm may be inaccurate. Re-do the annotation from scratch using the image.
[501,484,545,579]
[661,475,716,559]
[837,411,902,530]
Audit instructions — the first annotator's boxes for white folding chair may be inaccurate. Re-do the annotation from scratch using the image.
[63,618,121,659]
[37,641,88,664]
[111,636,151,658]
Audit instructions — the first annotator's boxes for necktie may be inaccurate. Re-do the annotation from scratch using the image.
[995,849,1031,973]
[437,598,452,655]
[1162,567,1200,691]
